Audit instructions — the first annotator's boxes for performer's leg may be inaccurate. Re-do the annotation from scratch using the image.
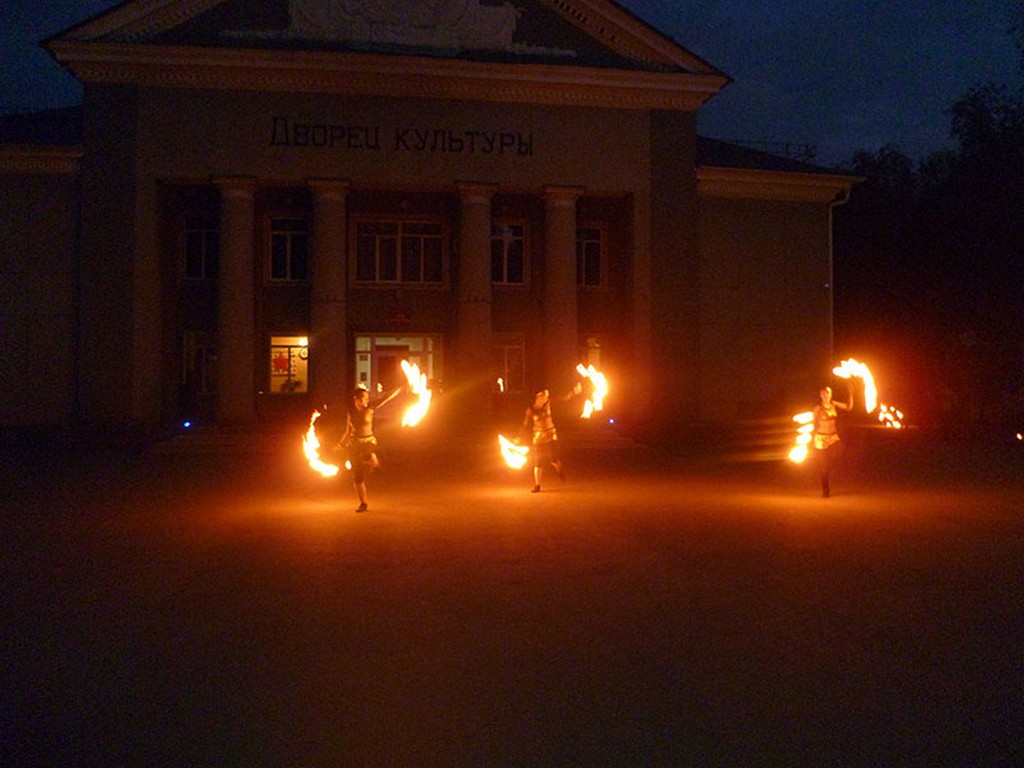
[818,448,831,497]
[352,456,369,511]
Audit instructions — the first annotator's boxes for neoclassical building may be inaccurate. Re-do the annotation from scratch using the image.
[0,0,856,437]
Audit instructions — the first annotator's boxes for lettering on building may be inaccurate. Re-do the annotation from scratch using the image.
[270,117,533,156]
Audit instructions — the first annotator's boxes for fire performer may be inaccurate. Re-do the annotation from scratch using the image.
[338,384,402,512]
[812,383,853,497]
[521,383,583,493]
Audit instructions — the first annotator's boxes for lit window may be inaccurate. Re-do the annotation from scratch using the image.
[269,335,309,394]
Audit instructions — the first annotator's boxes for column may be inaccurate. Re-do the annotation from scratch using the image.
[543,185,583,392]
[308,178,350,408]
[214,177,257,425]
[455,181,497,418]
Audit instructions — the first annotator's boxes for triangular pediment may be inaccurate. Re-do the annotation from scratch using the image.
[48,0,730,110]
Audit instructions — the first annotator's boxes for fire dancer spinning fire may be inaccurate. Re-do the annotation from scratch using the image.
[813,383,853,498]
[521,383,583,493]
[338,384,402,512]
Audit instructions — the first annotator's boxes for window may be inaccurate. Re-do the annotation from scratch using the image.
[491,222,526,284]
[269,218,310,282]
[182,330,217,396]
[493,334,525,394]
[355,219,445,285]
[184,217,219,280]
[268,335,309,394]
[576,225,604,288]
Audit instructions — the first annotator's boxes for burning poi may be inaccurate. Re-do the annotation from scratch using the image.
[302,358,433,480]
[399,359,432,427]
[788,357,907,464]
[499,433,530,469]
[302,409,343,477]
[575,363,608,419]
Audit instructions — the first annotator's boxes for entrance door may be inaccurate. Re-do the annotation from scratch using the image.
[374,346,410,394]
[353,334,442,395]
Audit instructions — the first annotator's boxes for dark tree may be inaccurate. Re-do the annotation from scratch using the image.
[832,27,1024,430]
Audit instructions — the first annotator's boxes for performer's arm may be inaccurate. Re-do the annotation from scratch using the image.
[376,386,403,409]
[559,382,584,402]
[336,414,354,449]
[836,384,854,412]
[520,408,532,441]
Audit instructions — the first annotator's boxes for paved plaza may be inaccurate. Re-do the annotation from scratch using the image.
[2,425,1022,766]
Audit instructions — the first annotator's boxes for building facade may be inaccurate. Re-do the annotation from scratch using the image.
[0,0,856,436]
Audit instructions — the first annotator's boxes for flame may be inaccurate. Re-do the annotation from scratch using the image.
[499,434,530,469]
[833,358,905,429]
[400,359,432,427]
[302,410,341,477]
[575,363,608,419]
[832,358,878,412]
[788,411,814,463]
[878,403,904,429]
[790,358,908,462]
[497,377,505,393]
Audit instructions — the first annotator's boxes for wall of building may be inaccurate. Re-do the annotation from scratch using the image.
[0,168,78,426]
[0,93,843,434]
[122,86,658,428]
[697,196,834,421]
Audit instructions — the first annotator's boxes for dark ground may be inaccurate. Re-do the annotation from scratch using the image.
[2,424,1022,767]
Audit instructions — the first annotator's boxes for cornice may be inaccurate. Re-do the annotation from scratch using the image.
[697,167,859,204]
[48,42,727,110]
[59,0,728,81]
[540,0,725,75]
[61,0,224,41]
[0,146,82,175]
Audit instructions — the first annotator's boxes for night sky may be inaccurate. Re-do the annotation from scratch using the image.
[2,0,1020,165]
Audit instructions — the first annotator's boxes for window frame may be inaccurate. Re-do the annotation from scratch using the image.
[267,334,310,394]
[492,332,526,395]
[266,215,311,284]
[350,215,449,288]
[576,222,607,290]
[181,216,220,282]
[490,219,529,286]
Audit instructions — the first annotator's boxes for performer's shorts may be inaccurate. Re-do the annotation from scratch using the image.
[532,439,559,467]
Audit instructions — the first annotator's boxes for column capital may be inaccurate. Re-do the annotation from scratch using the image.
[308,178,351,201]
[211,175,257,197]
[456,181,498,205]
[543,185,584,208]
